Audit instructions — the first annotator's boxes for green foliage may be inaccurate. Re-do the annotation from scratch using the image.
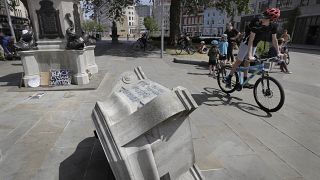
[82,20,106,32]
[96,23,106,32]
[144,16,158,32]
[256,41,270,57]
[183,0,250,20]
[81,0,139,21]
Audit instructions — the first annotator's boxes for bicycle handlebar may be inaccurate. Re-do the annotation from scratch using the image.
[256,56,279,63]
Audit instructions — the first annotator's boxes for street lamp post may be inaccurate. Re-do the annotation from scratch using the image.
[4,0,16,42]
[160,0,164,58]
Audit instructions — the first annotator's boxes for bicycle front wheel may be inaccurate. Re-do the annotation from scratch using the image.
[217,65,239,94]
[187,46,196,55]
[253,76,285,112]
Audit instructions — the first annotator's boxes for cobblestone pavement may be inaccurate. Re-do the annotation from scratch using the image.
[0,39,320,180]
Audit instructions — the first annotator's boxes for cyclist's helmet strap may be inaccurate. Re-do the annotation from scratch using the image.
[263,8,280,21]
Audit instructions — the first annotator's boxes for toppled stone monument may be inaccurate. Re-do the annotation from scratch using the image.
[91,67,204,180]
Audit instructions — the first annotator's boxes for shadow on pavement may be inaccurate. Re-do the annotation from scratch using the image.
[290,48,320,55]
[192,87,272,118]
[0,72,22,86]
[59,137,115,180]
[94,40,160,58]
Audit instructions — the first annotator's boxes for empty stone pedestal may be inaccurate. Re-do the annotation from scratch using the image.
[20,46,98,87]
[91,67,204,180]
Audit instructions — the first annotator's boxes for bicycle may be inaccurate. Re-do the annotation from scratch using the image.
[175,43,196,55]
[132,38,155,51]
[282,42,290,65]
[216,57,285,112]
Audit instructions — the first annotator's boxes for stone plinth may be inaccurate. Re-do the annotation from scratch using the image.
[91,67,204,180]
[20,47,97,87]
[84,46,98,74]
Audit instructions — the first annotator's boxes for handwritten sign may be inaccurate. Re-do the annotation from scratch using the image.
[50,69,72,86]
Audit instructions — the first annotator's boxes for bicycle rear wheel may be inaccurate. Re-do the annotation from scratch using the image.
[217,65,239,94]
[132,42,141,50]
[285,53,290,65]
[146,43,155,51]
[175,45,183,55]
[253,76,285,112]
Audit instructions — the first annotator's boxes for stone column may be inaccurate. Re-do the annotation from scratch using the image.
[84,46,98,74]
[20,51,40,87]
[69,50,89,85]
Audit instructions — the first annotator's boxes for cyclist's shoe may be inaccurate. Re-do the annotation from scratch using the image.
[224,75,232,89]
[243,82,254,89]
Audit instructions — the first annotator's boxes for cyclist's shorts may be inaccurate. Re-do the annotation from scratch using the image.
[236,42,257,61]
[208,59,217,65]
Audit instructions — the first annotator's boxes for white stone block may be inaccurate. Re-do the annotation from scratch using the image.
[91,67,204,180]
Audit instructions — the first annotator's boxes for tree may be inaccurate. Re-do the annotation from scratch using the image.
[82,20,106,33]
[144,16,158,32]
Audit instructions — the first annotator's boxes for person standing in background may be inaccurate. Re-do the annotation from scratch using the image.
[224,22,240,64]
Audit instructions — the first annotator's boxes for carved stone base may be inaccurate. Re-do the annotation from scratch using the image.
[91,67,204,180]
[20,47,97,87]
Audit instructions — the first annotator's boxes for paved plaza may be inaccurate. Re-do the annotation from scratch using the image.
[0,39,320,180]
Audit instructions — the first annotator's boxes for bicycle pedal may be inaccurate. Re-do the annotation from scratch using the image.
[236,84,242,91]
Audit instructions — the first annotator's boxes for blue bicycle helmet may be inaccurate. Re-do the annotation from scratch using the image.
[211,40,219,45]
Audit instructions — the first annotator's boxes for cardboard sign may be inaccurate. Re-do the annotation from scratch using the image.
[50,69,72,86]
[40,72,49,86]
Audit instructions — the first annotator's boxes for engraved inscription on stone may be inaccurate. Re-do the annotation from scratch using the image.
[36,0,64,39]
[42,14,58,33]
[119,80,166,105]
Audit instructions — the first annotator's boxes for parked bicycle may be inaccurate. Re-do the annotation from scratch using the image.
[282,42,290,65]
[216,57,285,112]
[132,38,155,51]
[175,44,196,55]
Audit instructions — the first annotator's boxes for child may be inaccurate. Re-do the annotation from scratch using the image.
[198,41,208,54]
[219,34,229,64]
[208,40,220,76]
[268,38,291,74]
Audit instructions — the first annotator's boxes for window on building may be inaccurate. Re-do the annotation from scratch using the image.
[299,0,309,6]
[212,12,215,16]
[207,13,209,17]
[207,21,209,25]
[129,22,131,26]
[212,20,214,24]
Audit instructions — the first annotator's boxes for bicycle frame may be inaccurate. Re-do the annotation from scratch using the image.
[235,62,268,87]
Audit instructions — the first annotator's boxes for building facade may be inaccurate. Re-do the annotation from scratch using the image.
[96,4,139,37]
[0,0,29,38]
[203,8,228,36]
[153,0,170,36]
[135,5,152,34]
[240,0,320,45]
[181,6,204,37]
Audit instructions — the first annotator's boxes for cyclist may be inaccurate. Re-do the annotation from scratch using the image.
[225,8,282,88]
[224,22,240,64]
[140,32,149,50]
